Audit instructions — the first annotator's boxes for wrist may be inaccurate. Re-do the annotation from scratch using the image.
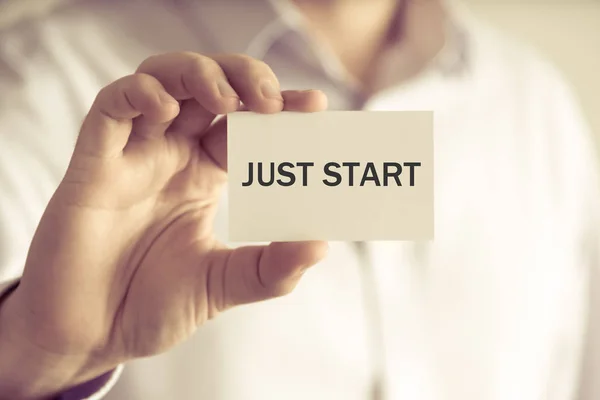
[0,288,114,399]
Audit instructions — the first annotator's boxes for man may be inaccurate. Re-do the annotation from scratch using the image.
[0,0,598,399]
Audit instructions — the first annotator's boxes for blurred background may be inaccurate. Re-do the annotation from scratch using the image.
[463,0,600,148]
[1,0,598,141]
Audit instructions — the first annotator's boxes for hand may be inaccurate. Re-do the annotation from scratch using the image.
[0,52,329,399]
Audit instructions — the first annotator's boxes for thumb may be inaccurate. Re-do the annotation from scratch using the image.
[207,241,329,311]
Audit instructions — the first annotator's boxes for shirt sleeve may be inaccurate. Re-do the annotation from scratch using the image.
[57,365,124,400]
[0,278,125,400]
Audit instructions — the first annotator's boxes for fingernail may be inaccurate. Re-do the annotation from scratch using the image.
[260,81,283,101]
[217,80,238,98]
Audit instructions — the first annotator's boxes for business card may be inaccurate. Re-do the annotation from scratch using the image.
[227,111,434,242]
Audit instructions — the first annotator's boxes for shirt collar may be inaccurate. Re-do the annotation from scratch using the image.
[183,0,471,75]
[175,0,287,57]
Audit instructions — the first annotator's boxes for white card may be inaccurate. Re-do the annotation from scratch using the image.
[227,111,434,242]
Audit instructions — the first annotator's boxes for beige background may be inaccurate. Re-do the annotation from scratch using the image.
[463,0,600,145]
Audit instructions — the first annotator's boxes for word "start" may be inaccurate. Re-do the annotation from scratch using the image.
[241,161,422,187]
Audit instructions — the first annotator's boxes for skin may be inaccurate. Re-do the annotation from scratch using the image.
[0,1,447,398]
[0,52,328,399]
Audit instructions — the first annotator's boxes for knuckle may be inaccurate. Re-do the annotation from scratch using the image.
[234,54,271,76]
[187,55,221,82]
[137,51,201,72]
[100,74,153,98]
[263,280,295,299]
[95,84,113,103]
[122,74,157,107]
[136,54,162,72]
[124,73,156,90]
[95,82,125,113]
[98,74,157,113]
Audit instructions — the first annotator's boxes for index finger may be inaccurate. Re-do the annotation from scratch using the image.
[136,52,286,116]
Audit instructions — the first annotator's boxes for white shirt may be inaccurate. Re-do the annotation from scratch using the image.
[0,1,599,399]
